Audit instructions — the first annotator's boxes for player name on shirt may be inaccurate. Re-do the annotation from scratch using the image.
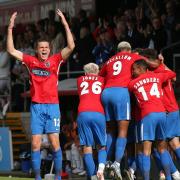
[106,54,132,64]
[82,76,98,81]
[133,77,159,89]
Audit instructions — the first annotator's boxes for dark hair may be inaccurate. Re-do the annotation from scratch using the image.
[132,48,144,54]
[98,27,107,35]
[133,59,149,70]
[35,38,50,47]
[140,48,157,60]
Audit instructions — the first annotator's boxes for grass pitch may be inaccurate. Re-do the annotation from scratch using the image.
[0,177,34,180]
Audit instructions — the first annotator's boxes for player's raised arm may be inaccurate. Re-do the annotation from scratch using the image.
[7,12,23,61]
[57,9,75,60]
[158,53,176,81]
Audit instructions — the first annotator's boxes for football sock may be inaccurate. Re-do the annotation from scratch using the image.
[152,149,163,171]
[106,133,116,161]
[84,153,96,177]
[115,137,127,162]
[53,148,62,180]
[128,156,136,172]
[142,154,150,180]
[159,150,172,180]
[98,149,107,165]
[31,150,41,180]
[153,148,177,174]
[136,152,143,175]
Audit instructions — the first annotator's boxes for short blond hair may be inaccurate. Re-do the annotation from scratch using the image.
[83,63,99,74]
[117,41,131,52]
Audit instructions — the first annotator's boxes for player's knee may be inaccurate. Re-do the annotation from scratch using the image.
[50,140,60,151]
[32,141,41,151]
[83,146,92,154]
[157,140,167,153]
[31,136,41,150]
[169,137,180,150]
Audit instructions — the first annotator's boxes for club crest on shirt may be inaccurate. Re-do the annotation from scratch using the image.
[44,61,50,68]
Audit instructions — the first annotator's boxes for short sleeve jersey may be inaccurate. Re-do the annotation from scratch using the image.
[99,52,146,88]
[154,64,179,112]
[77,74,105,114]
[128,71,176,119]
[23,53,64,103]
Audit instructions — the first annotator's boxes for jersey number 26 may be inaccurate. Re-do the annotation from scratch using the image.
[80,81,102,95]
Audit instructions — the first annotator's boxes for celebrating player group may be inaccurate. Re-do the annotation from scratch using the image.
[77,43,180,180]
[7,9,180,180]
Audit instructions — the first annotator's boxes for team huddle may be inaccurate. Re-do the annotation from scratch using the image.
[77,42,180,180]
[7,9,180,180]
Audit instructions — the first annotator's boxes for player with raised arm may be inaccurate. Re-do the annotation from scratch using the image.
[128,59,176,180]
[77,63,107,180]
[142,49,180,179]
[7,10,75,180]
[99,41,145,179]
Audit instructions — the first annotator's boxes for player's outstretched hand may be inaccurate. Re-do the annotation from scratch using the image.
[56,9,68,26]
[8,12,17,29]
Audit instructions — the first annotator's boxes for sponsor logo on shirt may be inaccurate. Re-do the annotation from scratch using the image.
[32,69,50,76]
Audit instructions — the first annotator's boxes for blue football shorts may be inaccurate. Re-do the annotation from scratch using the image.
[31,103,61,135]
[101,87,131,121]
[77,111,106,146]
[165,111,180,139]
[137,112,166,142]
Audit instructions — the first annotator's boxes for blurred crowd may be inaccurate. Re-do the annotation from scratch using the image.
[0,0,180,115]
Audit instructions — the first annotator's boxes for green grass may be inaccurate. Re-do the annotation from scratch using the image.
[0,177,34,180]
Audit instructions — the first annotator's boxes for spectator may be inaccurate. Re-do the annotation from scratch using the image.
[114,21,127,47]
[148,16,167,52]
[92,28,114,65]
[125,17,145,49]
[0,39,10,95]
[78,9,90,30]
[47,22,65,54]
[76,26,96,69]
[0,39,10,116]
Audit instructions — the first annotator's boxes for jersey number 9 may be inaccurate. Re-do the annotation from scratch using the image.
[113,61,122,75]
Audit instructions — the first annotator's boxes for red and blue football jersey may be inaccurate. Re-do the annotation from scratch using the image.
[154,64,178,112]
[128,71,176,119]
[77,74,105,114]
[99,52,146,88]
[23,53,64,103]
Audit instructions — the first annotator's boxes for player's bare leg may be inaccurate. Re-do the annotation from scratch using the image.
[169,137,180,160]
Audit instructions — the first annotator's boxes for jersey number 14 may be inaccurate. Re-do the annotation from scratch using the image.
[138,83,160,101]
